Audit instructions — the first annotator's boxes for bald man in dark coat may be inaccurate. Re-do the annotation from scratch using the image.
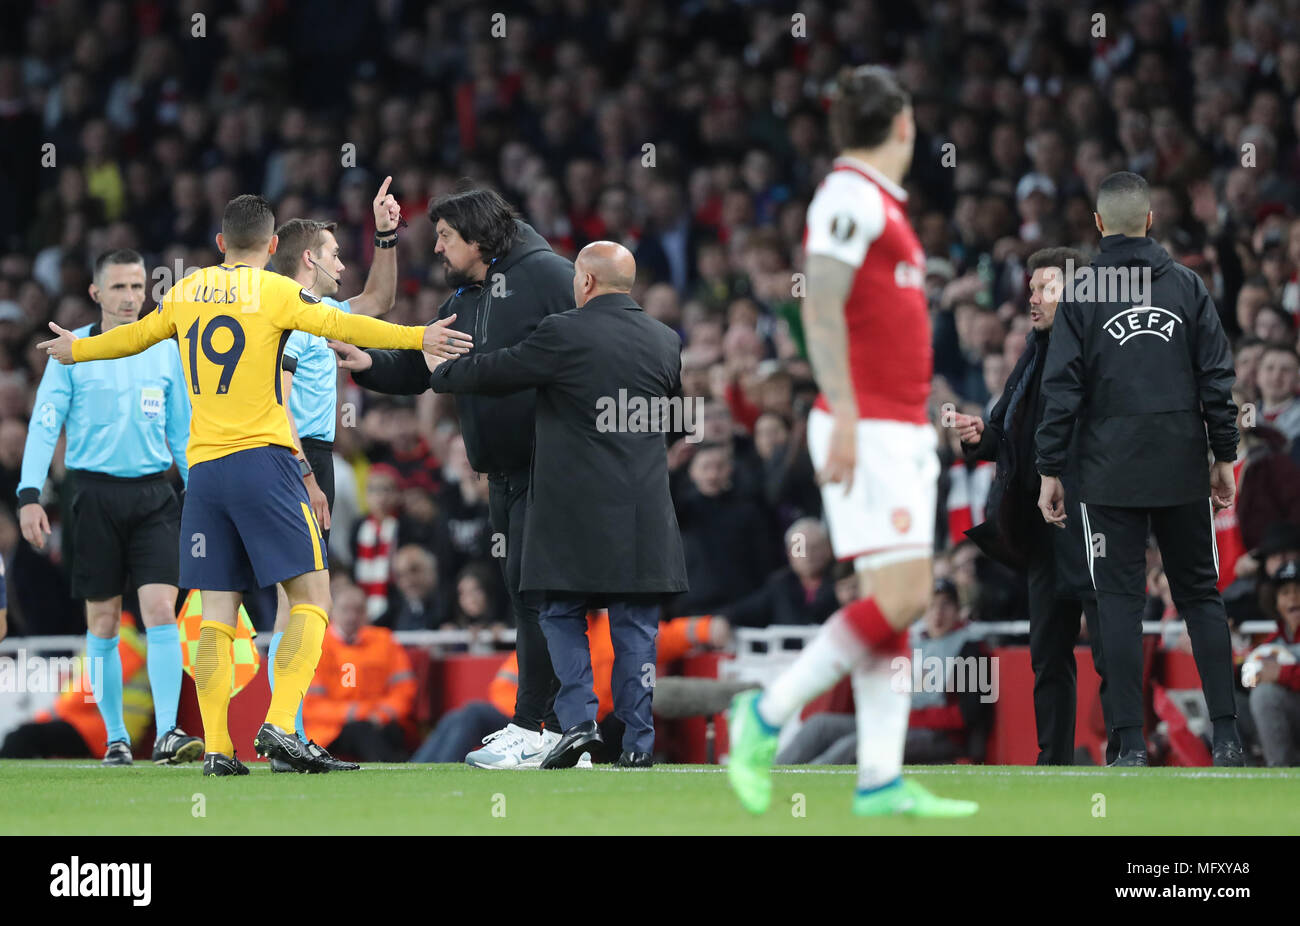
[429,242,688,768]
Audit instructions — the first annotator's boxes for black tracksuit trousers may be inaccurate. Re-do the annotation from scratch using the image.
[1078,499,1237,733]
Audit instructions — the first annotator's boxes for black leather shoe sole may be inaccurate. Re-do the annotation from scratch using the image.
[541,726,603,769]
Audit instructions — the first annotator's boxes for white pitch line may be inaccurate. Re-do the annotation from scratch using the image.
[904,767,1300,780]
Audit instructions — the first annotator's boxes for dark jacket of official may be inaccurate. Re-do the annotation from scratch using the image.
[963,327,1090,596]
[354,221,575,475]
[1036,235,1238,508]
[429,292,689,596]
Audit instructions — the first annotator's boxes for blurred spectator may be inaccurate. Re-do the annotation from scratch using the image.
[721,517,838,627]
[377,544,451,631]
[751,409,820,525]
[448,561,508,638]
[351,463,404,621]
[1246,561,1300,766]
[1256,345,1300,440]
[303,583,417,762]
[671,442,780,617]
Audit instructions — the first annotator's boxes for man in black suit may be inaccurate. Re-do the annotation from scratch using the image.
[428,242,689,768]
[953,247,1116,765]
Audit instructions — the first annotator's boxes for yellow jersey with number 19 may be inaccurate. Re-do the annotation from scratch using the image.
[71,263,426,466]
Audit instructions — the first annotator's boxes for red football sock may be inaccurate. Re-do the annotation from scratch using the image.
[842,597,909,655]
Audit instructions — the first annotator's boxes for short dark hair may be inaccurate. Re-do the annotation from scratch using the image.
[221,194,275,251]
[93,249,144,283]
[271,219,337,276]
[1096,171,1151,235]
[1027,247,1086,276]
[828,65,910,152]
[427,188,518,263]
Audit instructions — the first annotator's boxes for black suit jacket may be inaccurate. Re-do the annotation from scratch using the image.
[964,328,1091,597]
[429,292,689,596]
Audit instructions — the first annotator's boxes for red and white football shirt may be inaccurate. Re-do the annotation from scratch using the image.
[804,156,931,424]
[803,157,938,566]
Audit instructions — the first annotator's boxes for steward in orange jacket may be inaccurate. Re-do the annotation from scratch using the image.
[303,586,417,759]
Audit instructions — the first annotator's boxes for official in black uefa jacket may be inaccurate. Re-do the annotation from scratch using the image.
[429,242,688,769]
[333,190,575,766]
[1035,171,1243,767]
[956,246,1115,766]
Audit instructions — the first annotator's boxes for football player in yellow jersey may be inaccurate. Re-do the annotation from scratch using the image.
[40,194,473,775]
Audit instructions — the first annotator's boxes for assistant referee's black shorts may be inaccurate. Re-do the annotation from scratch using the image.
[66,469,180,599]
[301,437,335,544]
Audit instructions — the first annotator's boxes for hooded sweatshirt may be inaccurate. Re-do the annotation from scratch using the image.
[1036,235,1238,508]
[354,220,575,475]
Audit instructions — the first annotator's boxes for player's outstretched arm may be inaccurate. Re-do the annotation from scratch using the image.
[292,300,472,355]
[42,304,176,364]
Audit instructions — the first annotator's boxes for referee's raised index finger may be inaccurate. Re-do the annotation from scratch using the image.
[375,175,392,200]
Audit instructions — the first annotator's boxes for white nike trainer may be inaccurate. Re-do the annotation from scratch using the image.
[466,723,550,769]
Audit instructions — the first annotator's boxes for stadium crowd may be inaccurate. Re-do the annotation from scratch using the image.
[0,1,1299,761]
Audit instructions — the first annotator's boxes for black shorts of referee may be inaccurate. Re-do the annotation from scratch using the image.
[64,469,180,599]
[301,437,334,545]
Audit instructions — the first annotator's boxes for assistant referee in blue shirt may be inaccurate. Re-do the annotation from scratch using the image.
[18,249,201,767]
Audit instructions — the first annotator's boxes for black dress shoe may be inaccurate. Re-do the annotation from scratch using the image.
[1107,749,1148,768]
[1212,741,1244,767]
[540,721,602,769]
[615,751,652,768]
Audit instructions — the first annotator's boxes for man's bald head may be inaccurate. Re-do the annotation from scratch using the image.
[573,240,636,307]
[1095,170,1153,238]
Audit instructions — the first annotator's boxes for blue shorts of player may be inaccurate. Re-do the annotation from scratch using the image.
[179,445,328,591]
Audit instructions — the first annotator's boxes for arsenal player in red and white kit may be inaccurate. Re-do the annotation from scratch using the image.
[728,66,976,819]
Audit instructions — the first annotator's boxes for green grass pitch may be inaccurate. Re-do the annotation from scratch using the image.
[3,761,1296,835]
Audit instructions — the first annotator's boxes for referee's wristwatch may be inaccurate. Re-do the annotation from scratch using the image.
[298,457,313,480]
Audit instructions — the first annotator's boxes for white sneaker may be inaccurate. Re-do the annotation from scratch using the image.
[465,724,547,769]
[576,752,593,768]
[526,729,562,770]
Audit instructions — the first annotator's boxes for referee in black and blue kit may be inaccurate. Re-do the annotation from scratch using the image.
[14,250,201,766]
[1036,171,1244,767]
